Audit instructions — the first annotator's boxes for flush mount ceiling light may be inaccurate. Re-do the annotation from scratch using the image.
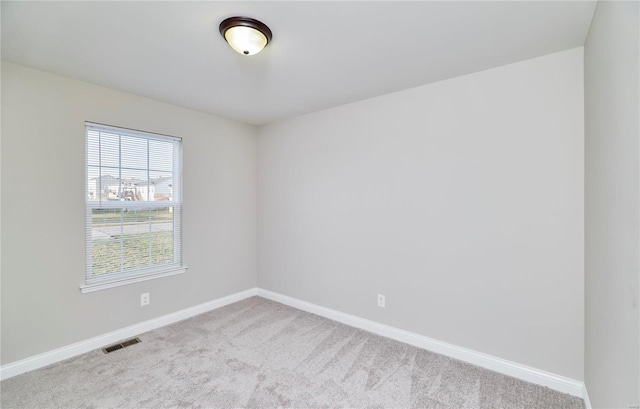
[219,16,273,56]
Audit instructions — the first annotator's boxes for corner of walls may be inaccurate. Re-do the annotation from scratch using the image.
[584,1,640,408]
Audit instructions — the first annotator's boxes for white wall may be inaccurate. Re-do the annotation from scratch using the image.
[258,48,585,380]
[0,62,258,365]
[584,1,640,407]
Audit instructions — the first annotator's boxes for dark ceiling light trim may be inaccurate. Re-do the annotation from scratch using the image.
[219,16,273,56]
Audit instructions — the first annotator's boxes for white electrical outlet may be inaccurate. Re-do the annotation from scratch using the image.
[377,294,386,308]
[140,293,150,306]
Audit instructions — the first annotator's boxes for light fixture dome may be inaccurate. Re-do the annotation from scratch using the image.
[219,16,272,56]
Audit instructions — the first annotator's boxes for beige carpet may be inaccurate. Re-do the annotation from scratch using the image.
[1,296,584,408]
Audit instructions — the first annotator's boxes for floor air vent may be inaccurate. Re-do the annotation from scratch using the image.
[102,338,141,354]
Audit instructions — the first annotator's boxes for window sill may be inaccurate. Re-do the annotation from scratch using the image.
[80,266,188,293]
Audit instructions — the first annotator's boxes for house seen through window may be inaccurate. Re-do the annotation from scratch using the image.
[84,122,183,291]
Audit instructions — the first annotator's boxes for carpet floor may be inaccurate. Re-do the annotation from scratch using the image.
[1,296,584,408]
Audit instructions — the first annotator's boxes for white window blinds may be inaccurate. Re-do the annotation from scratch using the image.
[85,122,182,287]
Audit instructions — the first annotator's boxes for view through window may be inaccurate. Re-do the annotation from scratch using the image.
[85,122,182,288]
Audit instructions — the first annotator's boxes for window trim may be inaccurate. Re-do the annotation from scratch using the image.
[80,266,187,293]
[82,122,185,293]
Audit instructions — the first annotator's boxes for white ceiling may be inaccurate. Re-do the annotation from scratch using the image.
[1,1,596,125]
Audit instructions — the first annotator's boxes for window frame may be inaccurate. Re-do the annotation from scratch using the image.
[81,122,186,293]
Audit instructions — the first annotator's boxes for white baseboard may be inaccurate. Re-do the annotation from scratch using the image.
[257,288,585,399]
[0,287,259,381]
[1,286,587,403]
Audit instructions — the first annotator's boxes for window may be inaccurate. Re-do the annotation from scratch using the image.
[83,122,184,292]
